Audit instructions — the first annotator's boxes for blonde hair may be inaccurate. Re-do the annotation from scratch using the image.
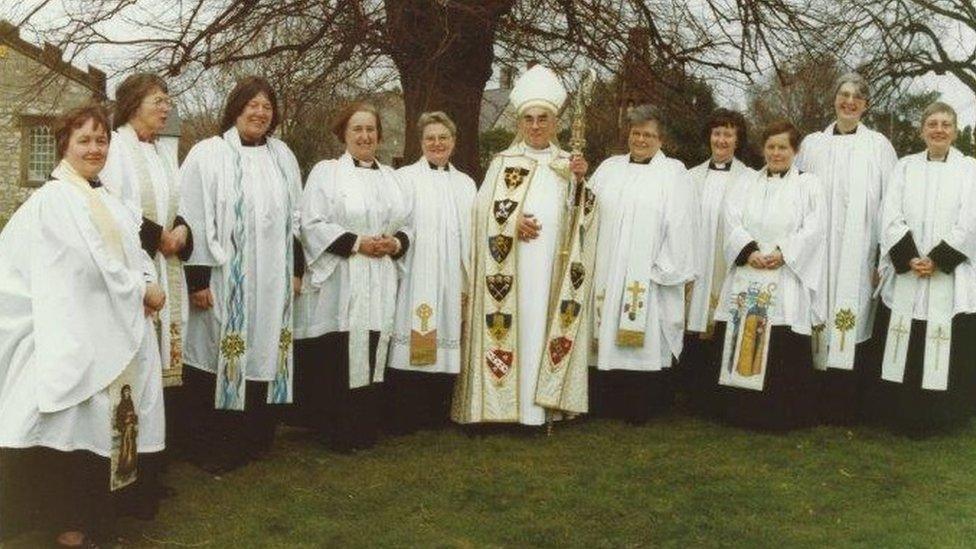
[921,101,958,129]
[417,111,457,138]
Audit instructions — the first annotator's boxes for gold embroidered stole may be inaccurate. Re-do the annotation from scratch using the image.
[121,125,185,387]
[479,155,536,416]
[52,160,140,490]
[535,174,599,413]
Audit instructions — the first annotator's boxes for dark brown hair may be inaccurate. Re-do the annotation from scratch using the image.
[113,72,168,129]
[219,76,279,136]
[55,103,111,159]
[761,119,801,151]
[703,108,749,153]
[331,101,383,142]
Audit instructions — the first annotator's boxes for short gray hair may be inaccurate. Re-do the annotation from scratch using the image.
[921,101,958,129]
[417,111,457,138]
[626,104,666,135]
[834,72,871,104]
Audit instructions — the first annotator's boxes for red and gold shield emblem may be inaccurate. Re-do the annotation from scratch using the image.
[485,348,514,381]
[548,336,574,365]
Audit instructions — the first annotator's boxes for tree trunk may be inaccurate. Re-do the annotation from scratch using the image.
[384,0,514,180]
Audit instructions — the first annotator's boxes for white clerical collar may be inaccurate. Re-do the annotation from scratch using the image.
[709,159,732,171]
[926,151,949,163]
[428,161,450,172]
[832,123,859,136]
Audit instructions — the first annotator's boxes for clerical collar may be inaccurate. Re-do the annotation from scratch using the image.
[629,155,652,164]
[766,169,788,178]
[926,151,949,163]
[240,135,267,147]
[428,161,449,172]
[709,160,732,171]
[355,159,379,170]
[832,123,858,136]
[88,177,103,189]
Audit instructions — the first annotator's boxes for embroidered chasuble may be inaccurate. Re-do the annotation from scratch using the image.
[180,129,302,410]
[294,153,412,388]
[878,148,976,391]
[713,166,827,390]
[0,160,165,491]
[102,124,188,387]
[687,158,754,336]
[796,123,897,369]
[589,152,697,371]
[452,143,598,425]
[389,158,476,373]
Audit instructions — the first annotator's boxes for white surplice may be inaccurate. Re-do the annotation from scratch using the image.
[388,159,476,374]
[797,123,897,359]
[0,177,164,457]
[294,153,412,387]
[714,166,827,335]
[590,152,697,370]
[879,148,976,319]
[686,158,754,333]
[179,133,302,382]
[101,125,188,376]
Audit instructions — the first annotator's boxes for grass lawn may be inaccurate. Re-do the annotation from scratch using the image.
[6,415,976,548]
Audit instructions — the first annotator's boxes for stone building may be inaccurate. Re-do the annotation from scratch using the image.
[0,20,107,225]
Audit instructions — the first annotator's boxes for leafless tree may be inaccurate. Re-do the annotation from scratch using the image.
[10,0,968,174]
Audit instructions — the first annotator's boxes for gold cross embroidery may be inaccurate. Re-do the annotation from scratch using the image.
[891,317,910,358]
[625,280,646,317]
[929,325,950,371]
[416,303,433,333]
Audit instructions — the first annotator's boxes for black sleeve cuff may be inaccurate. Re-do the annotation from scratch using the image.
[326,232,358,258]
[929,240,967,274]
[890,232,920,274]
[734,241,759,266]
[391,231,410,260]
[293,237,306,277]
[174,215,194,262]
[140,217,163,257]
[184,265,211,293]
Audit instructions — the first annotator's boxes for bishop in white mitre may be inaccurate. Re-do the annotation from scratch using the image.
[682,108,755,418]
[386,111,476,435]
[589,105,697,424]
[872,102,976,434]
[795,72,897,424]
[452,65,595,427]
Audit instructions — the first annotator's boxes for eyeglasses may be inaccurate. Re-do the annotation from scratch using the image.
[146,96,173,109]
[836,91,866,102]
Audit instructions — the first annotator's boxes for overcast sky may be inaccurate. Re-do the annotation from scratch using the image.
[6,1,976,127]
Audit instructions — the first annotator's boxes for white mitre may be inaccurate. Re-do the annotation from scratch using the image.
[510,65,567,115]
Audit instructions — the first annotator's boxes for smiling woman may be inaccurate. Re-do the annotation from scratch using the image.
[177,76,304,474]
[99,72,194,518]
[0,103,166,547]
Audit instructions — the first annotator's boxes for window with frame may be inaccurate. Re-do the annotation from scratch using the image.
[19,116,56,187]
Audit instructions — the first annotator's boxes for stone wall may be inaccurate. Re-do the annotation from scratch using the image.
[0,36,104,225]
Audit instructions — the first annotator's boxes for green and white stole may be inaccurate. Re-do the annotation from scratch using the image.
[882,162,954,391]
[214,129,295,410]
[52,160,140,490]
[117,124,185,387]
[815,126,874,371]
